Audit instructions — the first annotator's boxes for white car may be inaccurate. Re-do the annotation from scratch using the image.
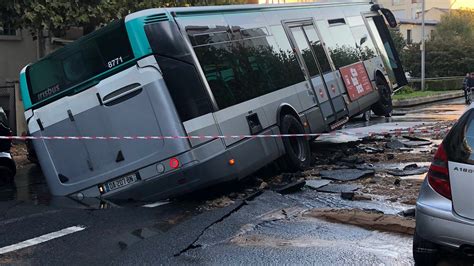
[414,105,474,264]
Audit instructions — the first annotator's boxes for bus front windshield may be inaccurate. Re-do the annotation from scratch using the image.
[26,20,134,105]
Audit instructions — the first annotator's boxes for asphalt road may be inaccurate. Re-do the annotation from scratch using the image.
[0,98,470,265]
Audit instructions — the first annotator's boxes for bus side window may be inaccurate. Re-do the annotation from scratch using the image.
[268,25,305,88]
[316,20,359,69]
[346,16,378,61]
[155,56,215,122]
[194,27,305,109]
[145,21,215,122]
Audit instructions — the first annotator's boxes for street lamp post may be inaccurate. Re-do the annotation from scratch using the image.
[421,0,426,91]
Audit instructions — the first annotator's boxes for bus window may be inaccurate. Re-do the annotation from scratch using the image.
[154,55,215,121]
[316,20,359,69]
[291,27,320,77]
[27,20,133,105]
[192,22,305,109]
[145,22,215,121]
[303,25,332,73]
[269,25,305,87]
[350,25,377,60]
[366,16,397,85]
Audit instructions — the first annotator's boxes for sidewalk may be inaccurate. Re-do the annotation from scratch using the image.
[393,91,464,108]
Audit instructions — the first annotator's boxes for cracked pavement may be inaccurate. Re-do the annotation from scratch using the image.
[1,98,473,265]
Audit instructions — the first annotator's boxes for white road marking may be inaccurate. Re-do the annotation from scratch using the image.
[0,225,86,255]
[0,210,60,226]
[142,201,170,208]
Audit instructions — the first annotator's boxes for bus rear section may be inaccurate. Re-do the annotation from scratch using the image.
[21,17,279,201]
[20,21,211,200]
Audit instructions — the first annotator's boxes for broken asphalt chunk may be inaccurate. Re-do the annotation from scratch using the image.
[363,146,384,154]
[305,179,331,190]
[340,156,365,164]
[316,184,361,193]
[387,164,429,177]
[398,208,416,218]
[273,180,306,194]
[320,168,375,181]
[403,140,432,147]
[385,139,405,149]
[403,136,430,142]
[341,191,355,200]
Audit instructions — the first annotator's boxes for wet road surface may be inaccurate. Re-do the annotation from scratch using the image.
[0,98,472,264]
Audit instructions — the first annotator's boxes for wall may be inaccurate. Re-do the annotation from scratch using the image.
[400,23,437,43]
[0,30,37,134]
[0,30,37,85]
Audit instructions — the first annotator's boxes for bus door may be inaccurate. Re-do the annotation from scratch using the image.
[365,15,408,89]
[284,21,348,126]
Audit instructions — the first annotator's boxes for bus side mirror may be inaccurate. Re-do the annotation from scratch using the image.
[360,35,367,46]
[381,8,398,28]
[371,4,398,28]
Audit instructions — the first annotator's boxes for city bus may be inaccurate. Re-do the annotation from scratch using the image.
[20,1,407,200]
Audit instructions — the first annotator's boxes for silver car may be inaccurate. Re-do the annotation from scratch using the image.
[414,107,474,264]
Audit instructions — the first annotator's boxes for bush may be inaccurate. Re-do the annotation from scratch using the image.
[394,86,415,95]
[407,78,463,91]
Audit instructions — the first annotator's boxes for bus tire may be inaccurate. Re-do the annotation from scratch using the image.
[279,115,311,171]
[372,76,393,116]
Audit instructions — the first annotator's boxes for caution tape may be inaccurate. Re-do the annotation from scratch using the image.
[0,125,451,141]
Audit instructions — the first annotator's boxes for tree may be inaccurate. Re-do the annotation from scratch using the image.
[0,0,246,56]
[402,9,474,77]
[389,28,406,55]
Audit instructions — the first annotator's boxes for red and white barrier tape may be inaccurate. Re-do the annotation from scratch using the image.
[0,126,451,141]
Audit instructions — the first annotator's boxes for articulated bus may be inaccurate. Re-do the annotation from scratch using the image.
[20,1,406,200]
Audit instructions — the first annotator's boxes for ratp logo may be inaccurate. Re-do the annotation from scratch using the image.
[37,84,61,101]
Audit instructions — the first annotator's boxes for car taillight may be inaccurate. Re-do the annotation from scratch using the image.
[427,143,452,199]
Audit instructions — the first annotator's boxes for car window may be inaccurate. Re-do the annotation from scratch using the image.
[444,109,474,164]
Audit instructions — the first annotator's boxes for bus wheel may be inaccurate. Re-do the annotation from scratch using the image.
[372,76,393,116]
[279,115,311,171]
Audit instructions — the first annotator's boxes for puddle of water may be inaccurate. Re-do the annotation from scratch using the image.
[231,225,413,264]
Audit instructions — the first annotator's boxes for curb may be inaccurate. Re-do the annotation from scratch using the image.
[393,91,464,108]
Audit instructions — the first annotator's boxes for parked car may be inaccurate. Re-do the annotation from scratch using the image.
[0,107,16,182]
[414,105,474,264]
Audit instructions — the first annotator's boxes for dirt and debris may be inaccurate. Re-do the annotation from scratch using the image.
[386,163,429,176]
[199,121,453,211]
[316,183,361,193]
[305,180,331,190]
[304,208,415,235]
[10,143,31,169]
[320,168,375,181]
[272,180,306,194]
[201,196,236,211]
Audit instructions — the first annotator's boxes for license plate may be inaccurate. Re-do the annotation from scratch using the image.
[106,173,137,192]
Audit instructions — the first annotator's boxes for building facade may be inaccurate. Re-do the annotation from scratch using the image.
[377,0,474,43]
[0,27,38,134]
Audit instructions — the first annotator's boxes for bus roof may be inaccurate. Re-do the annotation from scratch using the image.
[125,1,373,21]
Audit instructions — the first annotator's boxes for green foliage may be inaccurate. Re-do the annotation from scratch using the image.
[394,86,415,95]
[392,90,453,100]
[0,0,246,37]
[389,28,406,54]
[402,9,474,77]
